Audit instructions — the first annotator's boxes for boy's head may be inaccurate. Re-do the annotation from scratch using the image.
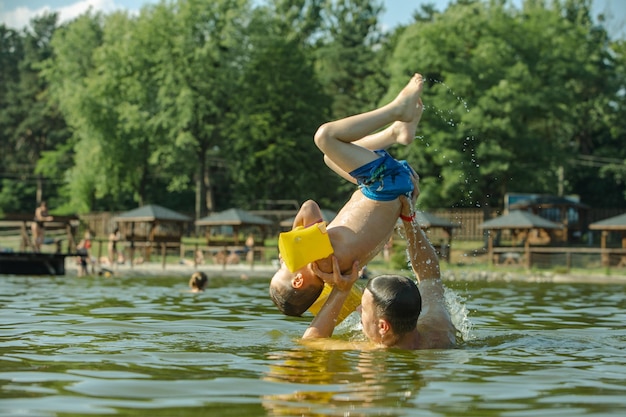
[269,265,324,316]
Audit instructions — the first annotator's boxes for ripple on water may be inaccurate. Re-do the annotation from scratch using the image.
[1,275,625,416]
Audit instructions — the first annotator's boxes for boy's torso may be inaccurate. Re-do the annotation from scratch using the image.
[319,190,400,274]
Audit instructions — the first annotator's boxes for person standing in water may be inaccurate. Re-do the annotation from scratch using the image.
[270,73,424,317]
[189,271,209,292]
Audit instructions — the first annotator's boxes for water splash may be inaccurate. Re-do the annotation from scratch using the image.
[429,78,471,113]
[421,78,480,211]
[444,287,474,342]
[395,217,473,342]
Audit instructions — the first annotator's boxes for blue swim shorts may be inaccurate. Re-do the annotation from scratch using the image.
[349,150,414,201]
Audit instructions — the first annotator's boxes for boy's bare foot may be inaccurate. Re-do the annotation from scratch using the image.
[394,98,423,145]
[391,73,424,122]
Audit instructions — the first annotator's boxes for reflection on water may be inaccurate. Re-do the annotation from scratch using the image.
[264,348,428,416]
[1,274,625,416]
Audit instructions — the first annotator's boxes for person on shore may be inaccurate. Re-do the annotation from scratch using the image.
[302,194,457,350]
[107,227,123,266]
[245,234,255,265]
[31,201,53,252]
[269,73,425,317]
[180,249,205,267]
[76,230,94,276]
[189,271,208,292]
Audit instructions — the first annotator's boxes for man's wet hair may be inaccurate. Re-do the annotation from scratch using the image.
[366,275,422,334]
[269,278,324,317]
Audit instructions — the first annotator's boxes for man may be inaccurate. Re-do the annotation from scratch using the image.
[270,73,425,317]
[31,201,53,253]
[303,194,457,350]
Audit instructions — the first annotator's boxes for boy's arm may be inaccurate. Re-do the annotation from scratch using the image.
[302,257,359,339]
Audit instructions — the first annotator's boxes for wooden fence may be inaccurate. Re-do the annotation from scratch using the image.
[491,246,626,270]
[79,208,626,242]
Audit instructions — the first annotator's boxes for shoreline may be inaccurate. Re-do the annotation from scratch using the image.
[64,261,278,279]
[441,269,626,284]
[55,260,626,285]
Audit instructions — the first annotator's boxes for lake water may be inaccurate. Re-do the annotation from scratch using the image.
[1,273,625,417]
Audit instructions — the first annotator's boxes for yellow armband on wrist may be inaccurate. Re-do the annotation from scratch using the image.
[278,222,334,272]
[307,283,362,324]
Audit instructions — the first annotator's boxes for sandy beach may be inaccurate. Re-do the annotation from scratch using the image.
[68,259,279,279]
[65,258,626,285]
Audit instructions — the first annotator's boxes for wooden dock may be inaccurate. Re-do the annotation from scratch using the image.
[0,251,74,275]
[0,213,81,276]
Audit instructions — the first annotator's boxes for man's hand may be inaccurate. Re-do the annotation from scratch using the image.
[303,257,360,340]
[312,256,359,291]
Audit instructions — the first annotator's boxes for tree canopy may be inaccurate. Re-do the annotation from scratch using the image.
[0,0,624,218]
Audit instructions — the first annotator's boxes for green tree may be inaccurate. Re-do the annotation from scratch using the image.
[226,5,335,208]
[387,0,623,210]
[0,24,27,213]
[41,12,106,213]
[46,10,153,213]
[569,35,626,205]
[270,0,325,43]
[316,0,386,118]
[2,14,69,213]
[148,0,252,217]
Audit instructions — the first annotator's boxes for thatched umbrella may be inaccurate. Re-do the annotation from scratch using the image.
[196,208,273,245]
[479,210,563,267]
[410,211,461,262]
[113,204,192,264]
[589,212,626,267]
[509,195,588,243]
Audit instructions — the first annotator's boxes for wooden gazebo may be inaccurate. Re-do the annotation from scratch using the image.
[589,212,626,267]
[196,208,273,245]
[411,211,461,262]
[0,213,81,275]
[113,204,192,264]
[509,195,588,243]
[479,210,563,267]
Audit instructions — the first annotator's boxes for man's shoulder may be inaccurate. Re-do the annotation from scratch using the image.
[417,319,457,349]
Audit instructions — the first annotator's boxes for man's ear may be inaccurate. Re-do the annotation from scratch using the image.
[292,273,304,288]
[378,318,390,336]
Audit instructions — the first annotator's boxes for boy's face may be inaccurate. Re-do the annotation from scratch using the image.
[269,263,322,292]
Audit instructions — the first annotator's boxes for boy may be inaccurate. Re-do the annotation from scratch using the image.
[270,73,424,316]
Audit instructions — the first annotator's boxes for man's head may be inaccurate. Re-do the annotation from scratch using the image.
[360,275,421,344]
[269,265,324,316]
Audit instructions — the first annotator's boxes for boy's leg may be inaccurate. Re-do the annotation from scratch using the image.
[314,74,423,173]
[354,98,423,150]
[322,98,424,182]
